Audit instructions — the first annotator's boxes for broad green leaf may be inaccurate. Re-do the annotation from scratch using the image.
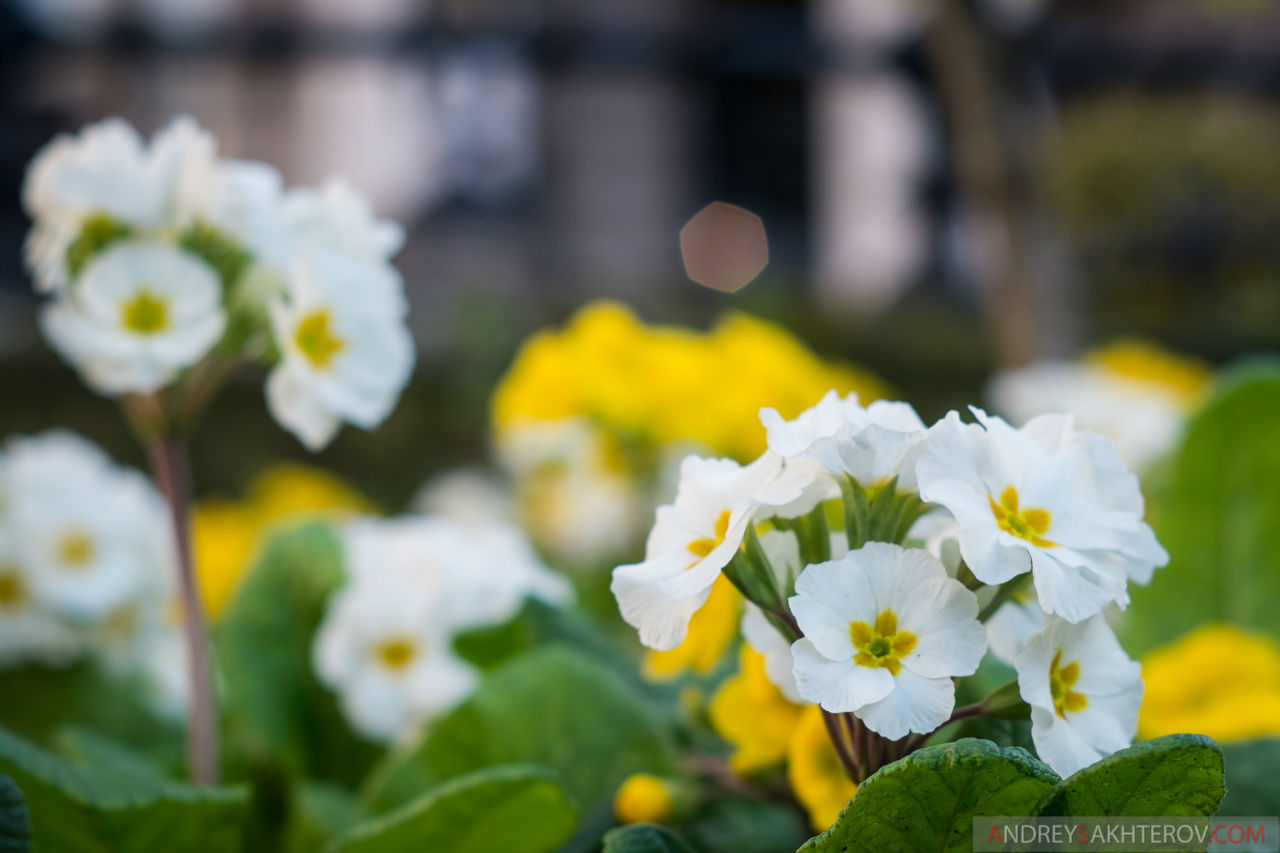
[1220,739,1280,815]
[52,728,169,783]
[282,782,359,853]
[217,522,379,782]
[1041,734,1224,817]
[1127,365,1280,653]
[0,663,181,760]
[0,726,248,852]
[0,775,30,853]
[329,765,576,853]
[360,646,677,817]
[602,824,698,853]
[800,739,1061,853]
[685,798,807,853]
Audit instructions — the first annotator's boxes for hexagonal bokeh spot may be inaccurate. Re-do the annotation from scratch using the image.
[680,202,769,293]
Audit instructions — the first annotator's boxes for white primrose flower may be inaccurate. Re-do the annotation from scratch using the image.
[40,242,227,394]
[266,246,414,450]
[789,542,986,740]
[3,431,172,623]
[316,515,567,743]
[916,409,1168,623]
[279,178,405,264]
[314,564,477,743]
[611,452,815,651]
[0,530,80,667]
[986,594,1043,667]
[760,390,927,489]
[1016,615,1142,778]
[743,605,804,704]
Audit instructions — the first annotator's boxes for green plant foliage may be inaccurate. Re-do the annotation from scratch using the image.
[328,765,577,853]
[0,774,31,853]
[1126,364,1280,653]
[217,522,380,783]
[684,798,807,853]
[178,221,253,291]
[51,728,169,783]
[64,215,132,279]
[800,739,1061,853]
[281,782,359,853]
[360,646,678,819]
[602,824,698,853]
[1219,739,1280,815]
[1040,734,1224,818]
[0,726,248,852]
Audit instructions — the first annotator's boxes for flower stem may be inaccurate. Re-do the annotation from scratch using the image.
[978,573,1032,622]
[821,709,862,783]
[148,437,219,785]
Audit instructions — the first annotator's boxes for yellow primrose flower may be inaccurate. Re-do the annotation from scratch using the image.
[1139,624,1280,743]
[709,646,805,774]
[193,463,371,619]
[645,576,741,680]
[614,773,677,825]
[491,301,887,462]
[787,705,857,831]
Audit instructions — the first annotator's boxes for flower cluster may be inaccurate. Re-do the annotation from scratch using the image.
[613,391,1168,779]
[313,514,572,743]
[0,430,187,718]
[22,117,414,450]
[490,301,886,567]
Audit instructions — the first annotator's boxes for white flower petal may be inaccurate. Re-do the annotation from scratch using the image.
[791,637,894,712]
[855,669,956,741]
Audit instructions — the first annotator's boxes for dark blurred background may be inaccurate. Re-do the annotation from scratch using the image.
[2,0,1278,505]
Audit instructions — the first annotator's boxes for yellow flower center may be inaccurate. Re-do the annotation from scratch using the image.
[375,637,418,671]
[989,486,1055,548]
[0,567,26,609]
[849,609,917,677]
[1049,649,1088,718]
[687,509,731,561]
[294,310,345,369]
[57,530,96,569]
[121,290,170,335]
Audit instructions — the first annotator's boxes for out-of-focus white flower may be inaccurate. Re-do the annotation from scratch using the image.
[40,242,226,395]
[916,409,1168,623]
[316,515,570,742]
[611,453,812,651]
[0,530,81,667]
[4,431,171,623]
[761,391,927,490]
[496,418,644,566]
[987,342,1213,473]
[789,543,986,740]
[280,178,405,264]
[908,510,962,575]
[1016,615,1142,778]
[266,248,414,451]
[412,468,515,527]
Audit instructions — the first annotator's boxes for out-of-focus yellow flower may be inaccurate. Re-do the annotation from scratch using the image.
[1084,339,1213,407]
[645,576,741,680]
[613,773,677,825]
[709,646,805,775]
[787,706,857,831]
[492,301,887,462]
[193,463,371,619]
[1139,624,1280,743]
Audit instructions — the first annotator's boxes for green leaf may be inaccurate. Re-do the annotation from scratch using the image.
[329,765,577,853]
[0,774,31,853]
[800,739,1061,853]
[65,214,131,279]
[685,798,807,853]
[0,726,248,852]
[1220,739,1280,815]
[282,782,359,853]
[52,727,170,783]
[217,522,380,783]
[1126,365,1280,653]
[1040,734,1224,817]
[602,824,698,853]
[360,646,677,818]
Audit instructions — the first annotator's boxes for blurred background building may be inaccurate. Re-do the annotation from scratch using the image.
[2,0,1279,501]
